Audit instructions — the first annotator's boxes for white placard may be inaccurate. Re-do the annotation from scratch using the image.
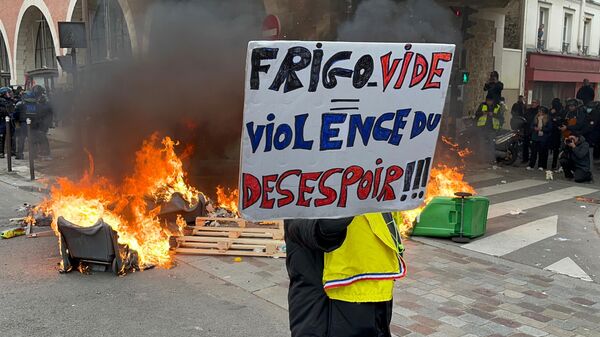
[240,41,455,221]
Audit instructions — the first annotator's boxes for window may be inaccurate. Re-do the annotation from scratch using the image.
[34,16,57,69]
[90,0,131,63]
[583,18,592,55]
[0,34,9,86]
[538,7,549,50]
[562,13,573,53]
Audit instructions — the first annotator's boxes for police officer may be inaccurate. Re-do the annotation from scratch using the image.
[13,85,53,160]
[0,87,15,158]
[475,94,505,164]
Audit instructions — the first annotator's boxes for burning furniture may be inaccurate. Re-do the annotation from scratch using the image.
[57,217,124,274]
[411,192,489,242]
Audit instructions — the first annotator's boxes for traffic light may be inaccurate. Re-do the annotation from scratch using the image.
[461,7,478,42]
[462,71,469,84]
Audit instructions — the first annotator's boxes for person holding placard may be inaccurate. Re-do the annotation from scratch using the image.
[285,212,406,337]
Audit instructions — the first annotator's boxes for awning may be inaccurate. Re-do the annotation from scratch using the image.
[527,53,600,83]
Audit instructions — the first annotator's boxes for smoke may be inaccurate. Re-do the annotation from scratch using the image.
[64,0,264,190]
[338,0,461,45]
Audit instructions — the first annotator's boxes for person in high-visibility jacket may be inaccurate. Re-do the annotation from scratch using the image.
[285,212,406,337]
[475,94,505,164]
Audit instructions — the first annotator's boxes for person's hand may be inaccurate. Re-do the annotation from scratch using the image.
[559,125,567,131]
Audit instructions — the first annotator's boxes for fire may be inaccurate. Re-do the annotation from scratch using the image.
[216,186,239,215]
[398,165,476,237]
[441,136,472,158]
[36,133,198,270]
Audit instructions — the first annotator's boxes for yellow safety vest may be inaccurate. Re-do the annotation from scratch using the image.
[477,104,501,130]
[323,213,407,303]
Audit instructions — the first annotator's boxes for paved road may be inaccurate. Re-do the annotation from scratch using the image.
[417,164,600,284]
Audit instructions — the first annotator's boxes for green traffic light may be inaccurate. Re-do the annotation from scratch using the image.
[462,72,469,84]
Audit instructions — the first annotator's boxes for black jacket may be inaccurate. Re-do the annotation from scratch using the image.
[565,136,591,174]
[483,81,504,103]
[565,107,587,134]
[511,101,525,118]
[577,85,595,105]
[285,218,350,337]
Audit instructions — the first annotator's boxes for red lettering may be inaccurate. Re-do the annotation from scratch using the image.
[276,169,301,208]
[297,171,322,207]
[377,165,404,201]
[423,52,452,90]
[242,173,261,209]
[394,51,413,89]
[338,165,364,207]
[409,53,428,88]
[315,168,343,207]
[260,175,278,209]
[357,170,373,200]
[380,52,400,92]
[372,165,384,198]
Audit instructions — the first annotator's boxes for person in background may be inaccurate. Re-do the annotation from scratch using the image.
[549,98,564,170]
[537,23,545,50]
[475,94,504,165]
[560,132,592,183]
[583,101,600,161]
[522,99,539,164]
[559,99,586,139]
[527,106,552,171]
[14,85,53,160]
[285,213,406,337]
[576,79,595,105]
[0,87,15,158]
[511,95,526,123]
[483,71,504,105]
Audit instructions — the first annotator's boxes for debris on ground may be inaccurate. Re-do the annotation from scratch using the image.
[575,196,600,204]
[509,209,526,215]
[1,227,26,239]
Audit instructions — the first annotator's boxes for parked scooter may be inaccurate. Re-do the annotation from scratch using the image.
[495,116,527,165]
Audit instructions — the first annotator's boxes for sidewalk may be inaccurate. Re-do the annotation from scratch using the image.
[178,240,600,337]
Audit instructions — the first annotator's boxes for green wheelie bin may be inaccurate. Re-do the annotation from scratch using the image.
[411,192,489,242]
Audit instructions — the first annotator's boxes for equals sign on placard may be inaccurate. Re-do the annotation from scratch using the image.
[330,99,360,111]
[401,157,431,201]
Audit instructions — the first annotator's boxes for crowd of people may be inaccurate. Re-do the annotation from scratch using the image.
[475,71,596,183]
[0,84,53,161]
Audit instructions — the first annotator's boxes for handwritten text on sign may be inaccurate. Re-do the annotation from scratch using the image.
[240,41,455,221]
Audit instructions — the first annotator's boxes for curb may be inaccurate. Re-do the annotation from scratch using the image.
[410,236,600,290]
[595,206,600,236]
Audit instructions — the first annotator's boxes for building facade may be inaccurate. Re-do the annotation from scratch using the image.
[522,0,600,106]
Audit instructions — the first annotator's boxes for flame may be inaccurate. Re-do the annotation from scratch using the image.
[441,136,472,158]
[399,165,476,237]
[216,186,239,215]
[36,133,197,269]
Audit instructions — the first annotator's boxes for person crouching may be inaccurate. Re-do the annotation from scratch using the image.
[560,131,592,183]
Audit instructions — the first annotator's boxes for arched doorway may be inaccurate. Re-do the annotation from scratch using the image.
[0,31,10,86]
[15,5,58,90]
[69,0,132,64]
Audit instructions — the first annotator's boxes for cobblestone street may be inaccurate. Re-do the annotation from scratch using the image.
[179,239,600,337]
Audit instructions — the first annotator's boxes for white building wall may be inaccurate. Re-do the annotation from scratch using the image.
[524,0,600,57]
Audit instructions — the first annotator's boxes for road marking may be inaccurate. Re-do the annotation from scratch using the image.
[544,257,592,282]
[476,179,548,197]
[462,216,558,256]
[465,172,502,183]
[487,186,597,219]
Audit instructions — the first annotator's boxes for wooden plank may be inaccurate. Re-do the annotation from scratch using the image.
[176,235,285,246]
[179,242,268,250]
[195,217,247,227]
[176,247,285,258]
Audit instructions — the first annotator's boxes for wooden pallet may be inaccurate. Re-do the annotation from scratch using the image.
[175,217,285,258]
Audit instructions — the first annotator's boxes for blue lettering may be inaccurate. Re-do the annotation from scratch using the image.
[372,112,395,141]
[347,114,375,147]
[246,122,265,153]
[389,109,410,145]
[292,114,314,150]
[410,111,427,139]
[274,124,293,150]
[427,113,442,131]
[320,113,347,150]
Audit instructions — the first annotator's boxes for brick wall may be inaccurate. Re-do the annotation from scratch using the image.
[464,18,496,116]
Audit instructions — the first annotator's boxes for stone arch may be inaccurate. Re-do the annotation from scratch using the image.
[0,20,13,86]
[14,0,60,86]
[67,0,136,58]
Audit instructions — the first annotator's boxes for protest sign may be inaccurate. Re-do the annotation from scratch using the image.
[240,41,455,221]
